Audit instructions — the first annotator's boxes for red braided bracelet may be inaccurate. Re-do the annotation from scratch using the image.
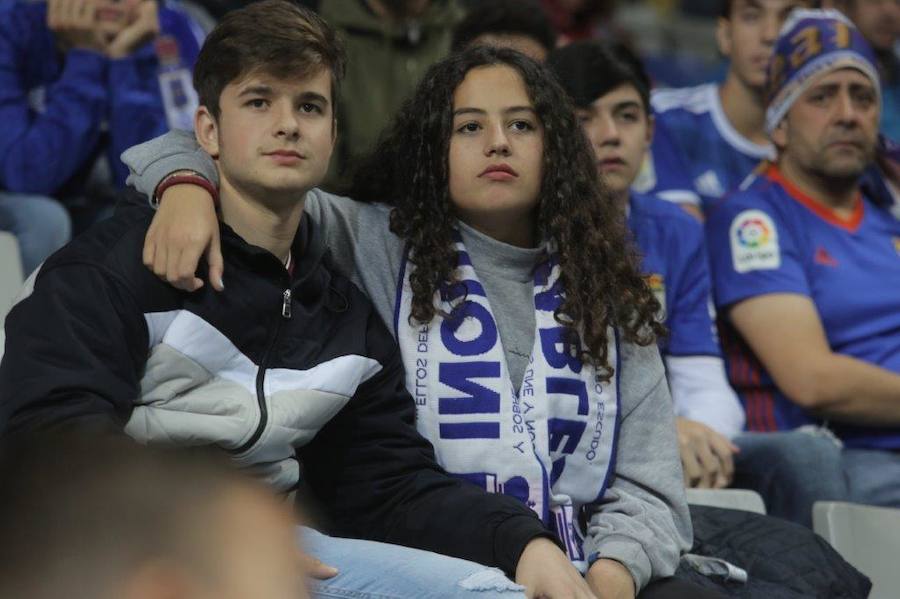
[154,174,219,208]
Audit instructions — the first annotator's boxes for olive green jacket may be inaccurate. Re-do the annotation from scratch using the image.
[319,0,464,190]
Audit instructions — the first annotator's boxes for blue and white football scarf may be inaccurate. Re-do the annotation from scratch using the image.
[394,236,620,570]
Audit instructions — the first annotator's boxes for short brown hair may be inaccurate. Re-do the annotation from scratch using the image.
[193,0,346,119]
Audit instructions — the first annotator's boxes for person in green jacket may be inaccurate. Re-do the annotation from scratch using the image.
[318,0,463,189]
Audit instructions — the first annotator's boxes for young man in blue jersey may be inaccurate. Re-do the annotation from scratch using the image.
[546,41,745,491]
[0,0,204,274]
[707,9,900,508]
[647,0,806,212]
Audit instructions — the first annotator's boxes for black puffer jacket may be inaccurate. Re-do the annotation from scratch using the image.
[0,200,552,577]
[676,505,871,598]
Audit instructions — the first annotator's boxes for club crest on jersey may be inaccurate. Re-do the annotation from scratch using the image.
[730,210,781,272]
[893,237,900,256]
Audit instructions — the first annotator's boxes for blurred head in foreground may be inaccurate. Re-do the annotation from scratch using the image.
[0,435,306,599]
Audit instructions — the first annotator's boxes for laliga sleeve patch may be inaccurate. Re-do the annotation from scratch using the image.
[730,210,781,273]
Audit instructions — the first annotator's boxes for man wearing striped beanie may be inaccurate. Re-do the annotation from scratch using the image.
[706,8,900,508]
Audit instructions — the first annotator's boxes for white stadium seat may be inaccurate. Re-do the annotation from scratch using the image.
[814,501,900,599]
[686,488,767,514]
[0,231,24,362]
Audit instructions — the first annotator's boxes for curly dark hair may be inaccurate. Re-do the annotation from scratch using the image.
[351,46,663,380]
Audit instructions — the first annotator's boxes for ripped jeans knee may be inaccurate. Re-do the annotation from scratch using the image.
[458,568,526,595]
[302,527,526,599]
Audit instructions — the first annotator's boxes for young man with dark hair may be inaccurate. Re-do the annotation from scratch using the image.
[548,40,745,492]
[706,9,900,508]
[0,435,310,599]
[646,0,807,211]
[0,2,580,597]
[451,0,556,62]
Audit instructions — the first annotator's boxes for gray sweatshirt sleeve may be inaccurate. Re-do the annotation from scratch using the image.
[581,340,692,591]
[121,129,218,198]
[305,190,405,330]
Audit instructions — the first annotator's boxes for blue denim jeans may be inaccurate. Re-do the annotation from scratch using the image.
[301,528,727,598]
[0,192,70,276]
[732,429,849,527]
[842,447,900,508]
[300,528,527,599]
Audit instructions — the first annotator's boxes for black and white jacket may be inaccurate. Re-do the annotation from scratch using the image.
[0,201,551,575]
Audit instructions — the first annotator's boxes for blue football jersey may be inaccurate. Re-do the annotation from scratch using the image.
[648,83,774,212]
[628,192,720,358]
[706,165,900,449]
[631,119,702,206]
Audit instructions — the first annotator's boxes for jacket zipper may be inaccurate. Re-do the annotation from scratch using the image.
[282,289,292,318]
[234,286,292,455]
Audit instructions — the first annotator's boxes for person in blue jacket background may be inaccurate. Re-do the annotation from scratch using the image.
[0,0,204,275]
